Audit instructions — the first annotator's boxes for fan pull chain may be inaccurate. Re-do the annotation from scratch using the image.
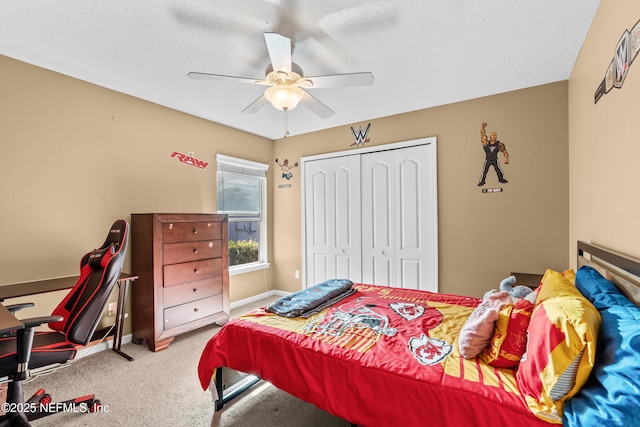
[283,108,290,137]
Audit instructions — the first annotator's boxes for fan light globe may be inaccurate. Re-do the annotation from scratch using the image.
[265,84,304,111]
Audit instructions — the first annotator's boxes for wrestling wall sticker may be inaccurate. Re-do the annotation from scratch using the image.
[350,123,371,147]
[595,18,640,104]
[477,122,509,187]
[275,158,298,180]
[170,151,209,169]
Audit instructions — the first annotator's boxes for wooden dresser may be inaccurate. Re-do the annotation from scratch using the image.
[131,213,229,351]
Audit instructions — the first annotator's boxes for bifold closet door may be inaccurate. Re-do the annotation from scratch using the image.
[304,141,437,291]
[361,145,436,291]
[304,155,362,285]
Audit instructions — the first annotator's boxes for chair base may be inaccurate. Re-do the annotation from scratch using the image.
[0,381,101,426]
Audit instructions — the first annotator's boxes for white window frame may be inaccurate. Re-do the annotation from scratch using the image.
[216,154,270,275]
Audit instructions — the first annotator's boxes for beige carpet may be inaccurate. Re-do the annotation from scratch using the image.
[5,299,351,426]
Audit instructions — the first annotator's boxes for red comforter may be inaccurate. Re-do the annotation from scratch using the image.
[198,284,551,427]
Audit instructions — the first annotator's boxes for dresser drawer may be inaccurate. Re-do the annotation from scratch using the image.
[162,221,222,243]
[164,295,223,330]
[163,277,223,307]
[163,258,222,287]
[163,240,223,265]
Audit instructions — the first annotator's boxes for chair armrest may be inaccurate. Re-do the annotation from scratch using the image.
[11,315,64,380]
[4,302,35,315]
[20,315,64,329]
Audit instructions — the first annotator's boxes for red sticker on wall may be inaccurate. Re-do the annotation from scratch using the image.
[170,151,209,169]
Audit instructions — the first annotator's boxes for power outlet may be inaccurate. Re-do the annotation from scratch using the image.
[295,270,300,279]
[108,302,117,316]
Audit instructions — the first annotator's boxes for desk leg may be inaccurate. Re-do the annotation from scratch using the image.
[113,280,133,361]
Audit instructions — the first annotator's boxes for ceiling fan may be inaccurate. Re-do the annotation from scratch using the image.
[187,32,374,119]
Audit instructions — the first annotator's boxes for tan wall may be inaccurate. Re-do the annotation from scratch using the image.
[569,0,640,262]
[2,45,575,331]
[273,82,570,298]
[0,55,275,331]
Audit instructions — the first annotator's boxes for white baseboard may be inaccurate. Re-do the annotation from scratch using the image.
[229,289,290,310]
[76,333,133,360]
[76,290,289,359]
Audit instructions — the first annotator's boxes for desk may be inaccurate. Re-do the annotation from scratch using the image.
[0,273,138,361]
[0,305,23,335]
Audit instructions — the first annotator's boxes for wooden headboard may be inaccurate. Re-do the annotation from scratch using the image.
[577,241,640,307]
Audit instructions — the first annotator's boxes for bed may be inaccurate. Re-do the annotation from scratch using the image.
[198,241,640,427]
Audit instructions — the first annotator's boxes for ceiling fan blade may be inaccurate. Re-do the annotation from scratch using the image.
[300,91,334,119]
[303,72,374,89]
[187,72,269,85]
[241,95,270,114]
[264,32,292,73]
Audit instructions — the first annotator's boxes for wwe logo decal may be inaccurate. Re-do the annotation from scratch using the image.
[350,123,371,147]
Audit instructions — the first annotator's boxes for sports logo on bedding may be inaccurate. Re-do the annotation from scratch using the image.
[389,302,425,321]
[303,297,398,353]
[409,334,453,365]
[304,297,397,338]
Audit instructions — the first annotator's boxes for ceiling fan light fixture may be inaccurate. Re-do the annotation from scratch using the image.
[265,84,304,111]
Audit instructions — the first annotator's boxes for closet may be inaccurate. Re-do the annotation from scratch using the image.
[302,138,438,291]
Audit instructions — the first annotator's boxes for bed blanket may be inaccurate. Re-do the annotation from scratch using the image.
[266,278,354,318]
[199,284,552,427]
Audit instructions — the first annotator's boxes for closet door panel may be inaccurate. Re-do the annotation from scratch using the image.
[395,145,437,291]
[400,259,421,290]
[305,166,331,284]
[362,152,395,285]
[372,257,392,286]
[304,155,361,285]
[303,138,438,292]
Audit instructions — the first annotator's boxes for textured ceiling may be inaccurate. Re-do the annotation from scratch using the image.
[0,1,600,140]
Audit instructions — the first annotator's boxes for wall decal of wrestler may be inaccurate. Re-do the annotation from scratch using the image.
[275,158,299,180]
[477,122,509,186]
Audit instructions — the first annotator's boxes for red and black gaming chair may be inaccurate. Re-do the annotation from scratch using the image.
[0,219,129,426]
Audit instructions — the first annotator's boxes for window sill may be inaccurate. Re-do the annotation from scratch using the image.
[229,262,271,276]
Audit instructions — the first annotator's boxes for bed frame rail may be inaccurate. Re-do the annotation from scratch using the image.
[577,241,640,306]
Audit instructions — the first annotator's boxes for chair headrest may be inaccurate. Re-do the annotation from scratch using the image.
[103,220,127,248]
[87,245,115,269]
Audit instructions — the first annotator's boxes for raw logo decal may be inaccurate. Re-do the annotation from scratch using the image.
[170,151,209,169]
[595,18,640,103]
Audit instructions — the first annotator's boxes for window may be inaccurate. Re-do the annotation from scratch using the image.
[216,154,269,274]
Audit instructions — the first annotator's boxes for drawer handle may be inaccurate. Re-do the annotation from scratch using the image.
[193,248,199,254]
[194,308,199,313]
[193,288,198,293]
[193,228,198,235]
[194,269,199,274]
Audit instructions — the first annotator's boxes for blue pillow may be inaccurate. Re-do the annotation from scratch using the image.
[575,265,636,310]
[563,266,640,427]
